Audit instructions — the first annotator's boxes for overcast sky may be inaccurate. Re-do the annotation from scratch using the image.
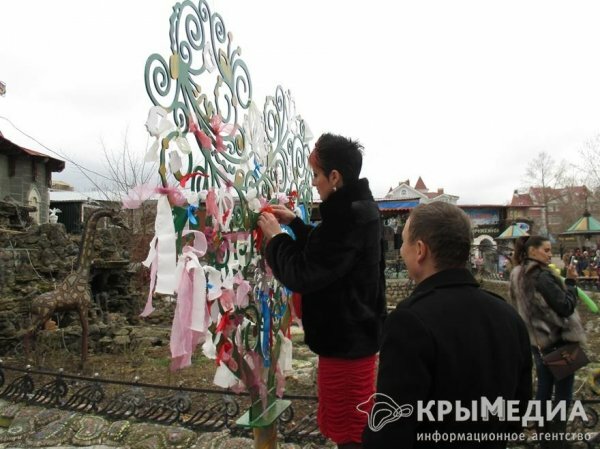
[2,0,600,204]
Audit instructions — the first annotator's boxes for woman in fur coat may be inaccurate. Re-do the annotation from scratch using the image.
[257,133,386,449]
[509,235,585,404]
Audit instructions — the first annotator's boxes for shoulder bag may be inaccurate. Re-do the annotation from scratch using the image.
[539,342,589,381]
[522,270,589,381]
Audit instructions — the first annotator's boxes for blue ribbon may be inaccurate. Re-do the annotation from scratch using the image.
[258,290,271,367]
[252,157,262,179]
[187,205,198,225]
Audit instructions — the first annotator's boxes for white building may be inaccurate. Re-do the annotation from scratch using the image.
[385,176,458,204]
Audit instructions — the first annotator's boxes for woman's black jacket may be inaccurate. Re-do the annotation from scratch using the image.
[266,178,387,358]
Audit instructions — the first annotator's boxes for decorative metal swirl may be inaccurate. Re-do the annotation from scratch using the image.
[29,376,68,407]
[279,407,325,444]
[144,0,313,210]
[0,372,34,401]
[63,381,104,412]
[139,390,192,424]
[102,386,146,419]
[186,395,238,430]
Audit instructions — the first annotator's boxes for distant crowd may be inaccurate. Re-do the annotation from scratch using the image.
[561,247,600,278]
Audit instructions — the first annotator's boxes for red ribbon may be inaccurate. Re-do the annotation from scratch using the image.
[215,310,231,334]
[292,292,303,319]
[288,190,298,210]
[253,205,275,251]
[216,340,233,366]
[179,171,208,187]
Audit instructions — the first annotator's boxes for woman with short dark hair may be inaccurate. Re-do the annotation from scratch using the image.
[257,133,386,449]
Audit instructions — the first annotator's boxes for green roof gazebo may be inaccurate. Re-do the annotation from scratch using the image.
[561,210,600,237]
[496,223,530,240]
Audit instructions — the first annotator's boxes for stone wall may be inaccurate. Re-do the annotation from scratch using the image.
[386,279,413,306]
[0,222,155,353]
[387,277,600,320]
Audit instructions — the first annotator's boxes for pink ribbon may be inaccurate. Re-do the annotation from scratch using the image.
[210,115,237,153]
[122,183,156,209]
[156,185,187,207]
[189,120,212,149]
[169,231,208,370]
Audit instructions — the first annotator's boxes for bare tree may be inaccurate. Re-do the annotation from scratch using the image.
[524,152,569,236]
[580,135,600,192]
[95,130,158,236]
[100,129,157,197]
[579,136,600,219]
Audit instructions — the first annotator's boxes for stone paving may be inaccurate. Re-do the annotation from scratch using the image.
[0,400,333,449]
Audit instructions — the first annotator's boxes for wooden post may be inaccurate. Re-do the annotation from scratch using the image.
[237,396,291,449]
[252,424,278,449]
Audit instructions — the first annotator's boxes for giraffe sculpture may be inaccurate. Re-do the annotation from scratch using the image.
[24,208,127,365]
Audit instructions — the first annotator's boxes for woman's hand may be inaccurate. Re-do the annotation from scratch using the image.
[269,204,297,225]
[566,264,579,280]
[257,212,283,241]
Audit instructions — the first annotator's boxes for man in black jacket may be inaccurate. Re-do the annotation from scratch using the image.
[363,202,532,448]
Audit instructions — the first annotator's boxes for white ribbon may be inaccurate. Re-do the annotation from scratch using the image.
[202,330,217,359]
[153,196,178,294]
[277,331,293,374]
[214,363,239,389]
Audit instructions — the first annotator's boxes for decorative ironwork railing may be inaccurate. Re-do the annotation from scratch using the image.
[3,362,600,447]
[0,362,324,444]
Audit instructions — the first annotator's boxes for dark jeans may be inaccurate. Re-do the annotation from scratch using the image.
[532,348,574,449]
[532,347,574,404]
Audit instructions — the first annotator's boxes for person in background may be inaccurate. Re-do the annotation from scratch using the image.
[573,248,584,276]
[509,235,586,448]
[561,250,573,277]
[363,202,531,448]
[257,133,387,449]
[503,253,513,279]
[579,251,590,277]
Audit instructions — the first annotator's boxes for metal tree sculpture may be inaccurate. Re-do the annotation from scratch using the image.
[141,0,313,439]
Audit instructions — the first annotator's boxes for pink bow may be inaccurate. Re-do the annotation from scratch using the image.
[122,183,156,209]
[188,115,236,153]
[189,120,212,149]
[156,185,187,207]
[209,115,237,153]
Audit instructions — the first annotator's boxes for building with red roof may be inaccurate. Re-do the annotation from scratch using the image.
[0,123,65,225]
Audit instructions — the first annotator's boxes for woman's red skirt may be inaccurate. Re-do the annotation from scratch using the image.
[317,354,377,444]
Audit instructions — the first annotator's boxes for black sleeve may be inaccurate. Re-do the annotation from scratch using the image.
[363,308,435,449]
[533,269,577,317]
[265,225,362,294]
[287,217,313,247]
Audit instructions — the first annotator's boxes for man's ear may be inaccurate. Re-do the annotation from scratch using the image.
[416,240,428,264]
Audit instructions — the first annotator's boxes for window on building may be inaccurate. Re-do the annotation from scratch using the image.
[28,187,41,224]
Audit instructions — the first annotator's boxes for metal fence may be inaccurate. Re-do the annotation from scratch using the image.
[0,362,324,444]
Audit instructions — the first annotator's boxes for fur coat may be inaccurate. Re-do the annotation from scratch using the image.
[509,259,585,350]
[266,178,387,358]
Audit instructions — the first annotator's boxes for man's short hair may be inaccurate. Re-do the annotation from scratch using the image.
[407,202,472,270]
